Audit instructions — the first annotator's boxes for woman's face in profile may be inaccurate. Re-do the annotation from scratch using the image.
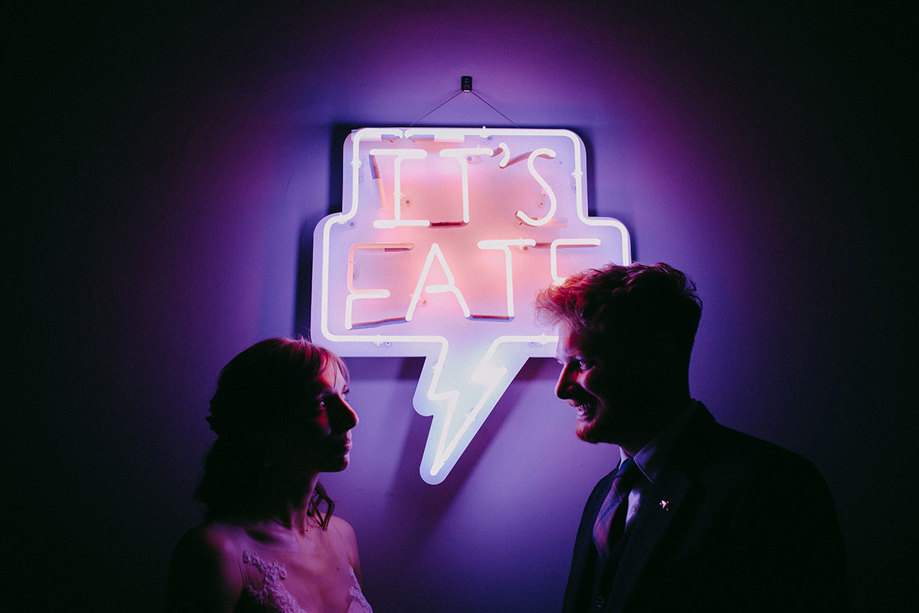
[273,362,359,474]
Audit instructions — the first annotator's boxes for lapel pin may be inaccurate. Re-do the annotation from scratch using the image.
[659,499,672,512]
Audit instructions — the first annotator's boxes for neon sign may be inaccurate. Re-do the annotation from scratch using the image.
[312,127,631,483]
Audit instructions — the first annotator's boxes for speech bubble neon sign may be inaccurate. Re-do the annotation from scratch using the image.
[312,127,631,484]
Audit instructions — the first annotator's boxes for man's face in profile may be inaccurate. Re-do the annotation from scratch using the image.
[554,321,654,448]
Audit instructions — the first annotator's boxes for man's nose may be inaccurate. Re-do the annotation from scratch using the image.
[555,365,575,400]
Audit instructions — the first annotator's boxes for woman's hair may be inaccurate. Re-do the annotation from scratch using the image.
[194,337,349,529]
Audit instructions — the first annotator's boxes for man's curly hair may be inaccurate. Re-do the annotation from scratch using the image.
[536,262,702,368]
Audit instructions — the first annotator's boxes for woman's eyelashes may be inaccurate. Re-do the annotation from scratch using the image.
[317,391,346,409]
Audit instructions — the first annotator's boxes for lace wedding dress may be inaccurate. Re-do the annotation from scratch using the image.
[241,549,373,613]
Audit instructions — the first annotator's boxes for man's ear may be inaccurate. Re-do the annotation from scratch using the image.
[643,330,677,377]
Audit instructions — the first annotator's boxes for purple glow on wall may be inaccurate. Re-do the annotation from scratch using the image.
[11,2,911,611]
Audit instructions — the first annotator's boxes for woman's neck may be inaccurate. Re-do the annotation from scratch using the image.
[266,473,320,533]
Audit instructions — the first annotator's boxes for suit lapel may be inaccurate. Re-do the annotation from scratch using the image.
[607,467,691,610]
[606,404,715,611]
[564,470,616,612]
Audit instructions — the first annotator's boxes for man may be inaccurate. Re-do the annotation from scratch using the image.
[536,262,847,612]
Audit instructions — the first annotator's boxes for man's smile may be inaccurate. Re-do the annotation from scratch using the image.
[571,400,596,421]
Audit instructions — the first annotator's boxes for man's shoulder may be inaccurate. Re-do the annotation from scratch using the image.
[676,409,824,490]
[706,420,800,462]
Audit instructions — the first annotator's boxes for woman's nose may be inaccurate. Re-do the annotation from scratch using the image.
[331,396,358,431]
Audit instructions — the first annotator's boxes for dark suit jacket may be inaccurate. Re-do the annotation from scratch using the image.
[563,403,848,612]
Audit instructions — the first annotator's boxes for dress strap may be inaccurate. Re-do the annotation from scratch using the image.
[347,566,373,613]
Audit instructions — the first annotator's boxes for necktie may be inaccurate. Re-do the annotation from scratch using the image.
[592,458,638,562]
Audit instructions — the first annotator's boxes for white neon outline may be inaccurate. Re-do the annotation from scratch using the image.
[515,148,558,226]
[369,148,431,229]
[439,147,494,224]
[476,239,537,318]
[405,242,471,321]
[426,333,557,476]
[315,127,632,484]
[549,238,602,285]
[346,243,413,329]
[404,128,469,142]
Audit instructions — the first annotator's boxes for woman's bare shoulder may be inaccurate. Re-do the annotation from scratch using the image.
[166,523,246,612]
[326,514,354,534]
[326,516,360,575]
[186,521,243,542]
[327,515,359,548]
[174,523,247,561]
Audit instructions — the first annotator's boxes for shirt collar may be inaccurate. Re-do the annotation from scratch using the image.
[619,400,698,485]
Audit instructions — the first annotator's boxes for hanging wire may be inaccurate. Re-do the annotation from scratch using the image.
[468,90,519,127]
[408,82,519,127]
[408,90,464,127]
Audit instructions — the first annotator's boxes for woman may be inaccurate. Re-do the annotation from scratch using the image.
[166,338,371,613]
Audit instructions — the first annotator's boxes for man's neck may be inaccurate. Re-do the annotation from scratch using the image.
[619,392,692,457]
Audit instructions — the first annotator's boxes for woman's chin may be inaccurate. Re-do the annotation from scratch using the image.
[322,454,350,473]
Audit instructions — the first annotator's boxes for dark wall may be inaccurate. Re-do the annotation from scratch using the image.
[8,2,913,611]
